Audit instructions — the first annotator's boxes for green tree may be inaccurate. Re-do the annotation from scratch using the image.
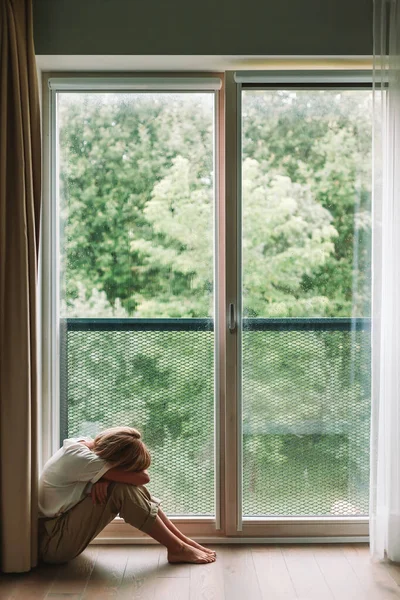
[242,90,372,316]
[133,155,337,317]
[59,93,213,315]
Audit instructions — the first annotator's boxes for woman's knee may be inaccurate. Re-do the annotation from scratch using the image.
[110,482,149,500]
[109,483,159,532]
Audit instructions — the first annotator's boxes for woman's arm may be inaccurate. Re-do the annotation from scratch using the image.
[102,468,150,486]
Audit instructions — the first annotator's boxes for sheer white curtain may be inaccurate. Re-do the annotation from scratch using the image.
[370,0,400,562]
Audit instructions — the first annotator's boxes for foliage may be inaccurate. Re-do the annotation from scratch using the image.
[58,89,372,515]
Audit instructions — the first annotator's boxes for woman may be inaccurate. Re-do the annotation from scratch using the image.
[38,426,216,565]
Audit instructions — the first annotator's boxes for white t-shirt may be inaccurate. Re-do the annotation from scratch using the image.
[39,438,112,518]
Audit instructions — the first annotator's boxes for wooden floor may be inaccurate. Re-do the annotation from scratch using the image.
[1,544,400,599]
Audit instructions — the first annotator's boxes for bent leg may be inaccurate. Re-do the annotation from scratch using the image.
[115,485,215,564]
[40,483,159,564]
[40,484,215,565]
[39,498,116,564]
[111,483,160,534]
[156,508,216,556]
[146,516,215,564]
[113,485,215,564]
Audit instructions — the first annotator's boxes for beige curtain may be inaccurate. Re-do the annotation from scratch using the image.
[0,0,41,573]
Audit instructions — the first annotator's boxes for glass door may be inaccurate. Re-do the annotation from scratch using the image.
[241,87,372,520]
[47,73,373,536]
[54,85,218,518]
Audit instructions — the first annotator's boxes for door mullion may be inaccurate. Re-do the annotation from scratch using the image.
[216,77,226,532]
[224,72,241,535]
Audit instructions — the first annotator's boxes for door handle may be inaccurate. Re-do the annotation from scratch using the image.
[228,303,236,333]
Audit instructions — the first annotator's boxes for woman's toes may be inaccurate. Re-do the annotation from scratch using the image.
[190,540,216,556]
[206,554,216,563]
[168,544,215,565]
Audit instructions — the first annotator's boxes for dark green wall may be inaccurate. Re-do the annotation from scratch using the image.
[33,0,372,56]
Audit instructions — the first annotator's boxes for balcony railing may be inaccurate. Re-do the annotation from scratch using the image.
[60,316,370,332]
[59,317,371,517]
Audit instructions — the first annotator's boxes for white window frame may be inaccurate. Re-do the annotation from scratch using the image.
[41,74,224,541]
[225,70,372,540]
[40,69,371,543]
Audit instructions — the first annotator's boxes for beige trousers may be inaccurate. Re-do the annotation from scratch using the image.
[39,483,160,564]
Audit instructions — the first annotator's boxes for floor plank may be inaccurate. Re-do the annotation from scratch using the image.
[342,544,400,599]
[152,576,190,600]
[48,547,98,596]
[156,552,190,579]
[386,563,400,588]
[117,545,160,600]
[2,543,400,600]
[0,574,22,600]
[189,553,224,600]
[10,564,59,600]
[282,546,334,600]
[313,545,365,600]
[47,595,82,599]
[218,545,262,600]
[251,546,297,600]
[82,546,128,599]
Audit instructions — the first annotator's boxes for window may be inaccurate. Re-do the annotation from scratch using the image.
[241,87,371,518]
[51,79,219,519]
[43,72,372,538]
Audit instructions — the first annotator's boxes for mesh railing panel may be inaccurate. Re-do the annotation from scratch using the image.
[242,325,371,517]
[60,318,371,518]
[61,320,215,516]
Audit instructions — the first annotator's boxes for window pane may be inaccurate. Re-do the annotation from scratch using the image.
[57,92,215,516]
[242,90,372,517]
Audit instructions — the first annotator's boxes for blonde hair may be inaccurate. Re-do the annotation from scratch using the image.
[93,426,151,471]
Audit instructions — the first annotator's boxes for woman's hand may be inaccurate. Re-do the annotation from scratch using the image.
[91,480,110,504]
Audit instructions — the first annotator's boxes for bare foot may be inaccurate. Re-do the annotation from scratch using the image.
[184,537,216,556]
[168,543,216,564]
